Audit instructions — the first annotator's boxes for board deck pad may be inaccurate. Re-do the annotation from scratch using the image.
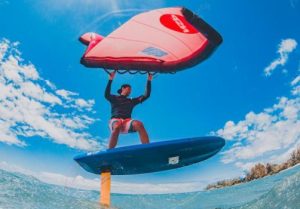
[74,136,225,175]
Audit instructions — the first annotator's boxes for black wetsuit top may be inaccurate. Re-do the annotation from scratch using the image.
[105,80,151,119]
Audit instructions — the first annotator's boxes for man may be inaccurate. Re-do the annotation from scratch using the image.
[105,71,153,149]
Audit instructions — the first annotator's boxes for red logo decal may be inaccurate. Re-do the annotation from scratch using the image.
[160,14,198,34]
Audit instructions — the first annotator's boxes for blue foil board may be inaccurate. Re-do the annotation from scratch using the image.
[74,136,225,175]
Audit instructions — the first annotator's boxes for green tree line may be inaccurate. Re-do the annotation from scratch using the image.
[206,147,300,190]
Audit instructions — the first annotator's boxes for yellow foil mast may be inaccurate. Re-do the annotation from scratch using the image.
[100,171,111,208]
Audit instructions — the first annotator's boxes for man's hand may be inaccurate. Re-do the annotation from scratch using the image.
[109,71,116,80]
[147,73,153,81]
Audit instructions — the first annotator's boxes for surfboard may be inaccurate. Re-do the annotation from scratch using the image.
[74,136,225,175]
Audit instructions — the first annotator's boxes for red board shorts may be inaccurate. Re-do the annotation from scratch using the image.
[109,118,136,134]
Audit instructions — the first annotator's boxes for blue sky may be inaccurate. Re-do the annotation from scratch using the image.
[0,0,299,194]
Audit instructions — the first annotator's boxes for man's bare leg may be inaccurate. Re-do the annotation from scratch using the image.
[132,120,149,144]
[108,122,121,149]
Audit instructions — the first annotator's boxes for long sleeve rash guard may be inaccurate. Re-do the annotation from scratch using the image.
[105,80,151,119]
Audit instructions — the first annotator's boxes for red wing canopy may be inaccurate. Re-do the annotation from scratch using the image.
[80,7,222,74]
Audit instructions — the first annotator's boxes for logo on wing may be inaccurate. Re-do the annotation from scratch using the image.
[160,14,198,34]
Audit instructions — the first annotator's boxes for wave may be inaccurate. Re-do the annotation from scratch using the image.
[0,165,299,209]
[236,169,300,209]
[0,169,99,209]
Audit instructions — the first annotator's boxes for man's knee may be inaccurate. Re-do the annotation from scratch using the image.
[132,120,144,131]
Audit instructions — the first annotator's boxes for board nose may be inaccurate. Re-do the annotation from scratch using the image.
[213,136,226,150]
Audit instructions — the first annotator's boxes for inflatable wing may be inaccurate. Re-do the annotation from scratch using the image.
[79,7,222,74]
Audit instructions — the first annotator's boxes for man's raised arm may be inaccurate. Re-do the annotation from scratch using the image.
[139,73,152,103]
[105,71,116,101]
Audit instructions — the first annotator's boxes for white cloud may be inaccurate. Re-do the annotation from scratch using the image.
[291,76,300,96]
[0,39,102,151]
[75,98,95,109]
[264,39,297,76]
[235,161,258,171]
[217,94,300,165]
[112,181,205,194]
[291,75,300,86]
[42,172,206,194]
[268,145,300,164]
[38,171,99,191]
[0,120,26,146]
[56,89,77,99]
[0,161,205,194]
[216,65,300,167]
[215,38,300,167]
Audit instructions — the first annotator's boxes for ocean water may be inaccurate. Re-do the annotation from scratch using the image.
[0,165,299,209]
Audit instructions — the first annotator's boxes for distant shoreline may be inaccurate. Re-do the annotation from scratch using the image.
[205,147,300,190]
